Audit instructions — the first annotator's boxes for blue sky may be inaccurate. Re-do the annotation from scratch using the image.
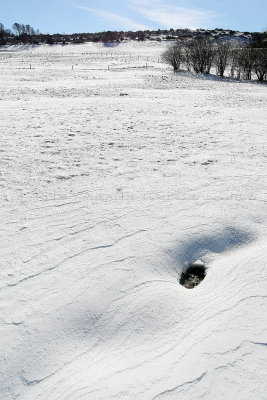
[1,0,266,34]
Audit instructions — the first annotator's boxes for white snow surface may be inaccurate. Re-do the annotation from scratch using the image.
[0,41,267,400]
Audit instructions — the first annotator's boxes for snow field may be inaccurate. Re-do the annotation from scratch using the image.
[0,41,267,400]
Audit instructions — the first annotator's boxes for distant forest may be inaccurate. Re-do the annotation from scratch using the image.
[0,22,267,48]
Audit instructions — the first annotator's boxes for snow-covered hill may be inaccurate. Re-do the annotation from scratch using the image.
[0,42,266,400]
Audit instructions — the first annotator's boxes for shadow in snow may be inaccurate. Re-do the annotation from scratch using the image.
[176,226,254,267]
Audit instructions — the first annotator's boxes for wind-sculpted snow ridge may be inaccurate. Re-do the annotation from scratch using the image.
[0,42,267,400]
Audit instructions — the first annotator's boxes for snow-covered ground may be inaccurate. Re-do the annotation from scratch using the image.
[0,41,267,400]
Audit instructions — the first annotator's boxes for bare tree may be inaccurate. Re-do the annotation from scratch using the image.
[25,24,31,35]
[0,23,6,45]
[237,47,255,80]
[12,22,22,36]
[21,24,26,35]
[185,38,215,74]
[253,48,267,81]
[214,41,232,77]
[162,42,183,70]
[229,46,241,78]
[31,27,38,35]
[183,44,192,71]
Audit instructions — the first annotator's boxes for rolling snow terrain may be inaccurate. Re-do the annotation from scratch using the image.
[0,41,267,400]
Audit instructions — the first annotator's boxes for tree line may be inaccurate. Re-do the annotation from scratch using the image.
[162,38,267,82]
[0,22,40,45]
[0,22,149,45]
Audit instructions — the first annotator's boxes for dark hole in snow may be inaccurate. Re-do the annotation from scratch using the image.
[179,261,206,289]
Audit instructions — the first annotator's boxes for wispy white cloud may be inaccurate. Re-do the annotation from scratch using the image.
[74,5,150,30]
[130,0,161,6]
[128,0,220,29]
